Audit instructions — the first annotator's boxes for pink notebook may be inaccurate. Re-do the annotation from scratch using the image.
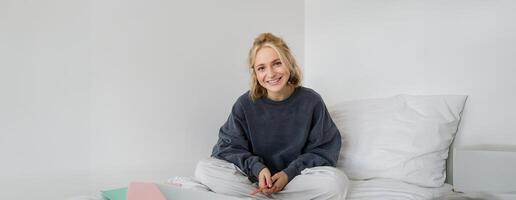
[127,182,166,200]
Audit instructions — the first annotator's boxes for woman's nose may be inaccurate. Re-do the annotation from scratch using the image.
[267,68,277,77]
[267,71,276,78]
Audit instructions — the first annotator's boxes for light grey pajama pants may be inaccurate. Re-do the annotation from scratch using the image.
[192,157,350,200]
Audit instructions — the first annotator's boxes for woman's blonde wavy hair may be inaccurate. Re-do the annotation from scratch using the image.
[248,33,303,101]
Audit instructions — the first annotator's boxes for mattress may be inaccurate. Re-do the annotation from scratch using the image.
[68,178,454,200]
[347,178,453,200]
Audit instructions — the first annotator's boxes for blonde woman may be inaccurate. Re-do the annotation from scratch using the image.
[194,33,349,200]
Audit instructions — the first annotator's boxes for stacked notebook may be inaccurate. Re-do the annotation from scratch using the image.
[102,182,165,200]
[101,182,242,200]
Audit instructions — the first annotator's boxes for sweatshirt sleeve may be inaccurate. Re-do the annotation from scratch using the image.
[211,101,266,181]
[283,100,342,181]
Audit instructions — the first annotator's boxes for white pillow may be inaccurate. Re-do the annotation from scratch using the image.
[330,94,467,187]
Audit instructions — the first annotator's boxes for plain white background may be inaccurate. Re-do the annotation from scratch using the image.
[1,0,515,199]
[305,0,516,147]
[0,0,303,199]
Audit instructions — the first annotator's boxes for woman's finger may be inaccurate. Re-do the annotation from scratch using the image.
[263,188,273,196]
[271,174,279,183]
[250,188,261,196]
[259,174,266,188]
[265,174,273,188]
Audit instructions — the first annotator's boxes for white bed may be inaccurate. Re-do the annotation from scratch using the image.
[69,179,455,200]
[347,178,453,200]
[70,95,475,200]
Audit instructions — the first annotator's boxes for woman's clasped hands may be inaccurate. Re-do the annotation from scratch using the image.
[250,168,289,197]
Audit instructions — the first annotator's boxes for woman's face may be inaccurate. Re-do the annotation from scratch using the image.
[254,47,291,97]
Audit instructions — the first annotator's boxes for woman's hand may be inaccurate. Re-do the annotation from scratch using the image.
[251,168,273,196]
[251,169,289,196]
[269,171,288,193]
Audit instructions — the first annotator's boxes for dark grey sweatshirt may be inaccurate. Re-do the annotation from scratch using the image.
[211,86,341,182]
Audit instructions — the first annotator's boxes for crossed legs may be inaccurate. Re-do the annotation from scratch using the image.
[194,157,350,200]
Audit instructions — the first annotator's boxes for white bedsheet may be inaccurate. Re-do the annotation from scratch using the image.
[68,178,454,200]
[347,178,453,200]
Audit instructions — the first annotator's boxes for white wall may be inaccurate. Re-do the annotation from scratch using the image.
[305,0,516,149]
[0,0,304,199]
[5,0,514,198]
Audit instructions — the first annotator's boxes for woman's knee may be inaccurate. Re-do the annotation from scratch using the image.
[194,157,225,181]
[194,157,242,183]
[193,158,257,197]
[319,178,348,198]
[305,167,350,198]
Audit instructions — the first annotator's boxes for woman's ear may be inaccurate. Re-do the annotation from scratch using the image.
[288,71,294,82]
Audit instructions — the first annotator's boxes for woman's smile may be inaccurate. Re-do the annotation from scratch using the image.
[266,76,282,85]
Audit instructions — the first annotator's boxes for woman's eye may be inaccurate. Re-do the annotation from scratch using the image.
[257,67,264,71]
[274,62,282,66]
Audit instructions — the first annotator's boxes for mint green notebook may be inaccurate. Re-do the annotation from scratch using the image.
[101,187,128,200]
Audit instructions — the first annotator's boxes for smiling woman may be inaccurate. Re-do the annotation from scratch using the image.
[253,48,293,101]
[175,33,350,200]
[248,33,303,102]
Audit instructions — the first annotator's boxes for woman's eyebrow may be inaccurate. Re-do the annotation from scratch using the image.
[270,58,281,64]
[255,63,265,68]
[255,59,281,68]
